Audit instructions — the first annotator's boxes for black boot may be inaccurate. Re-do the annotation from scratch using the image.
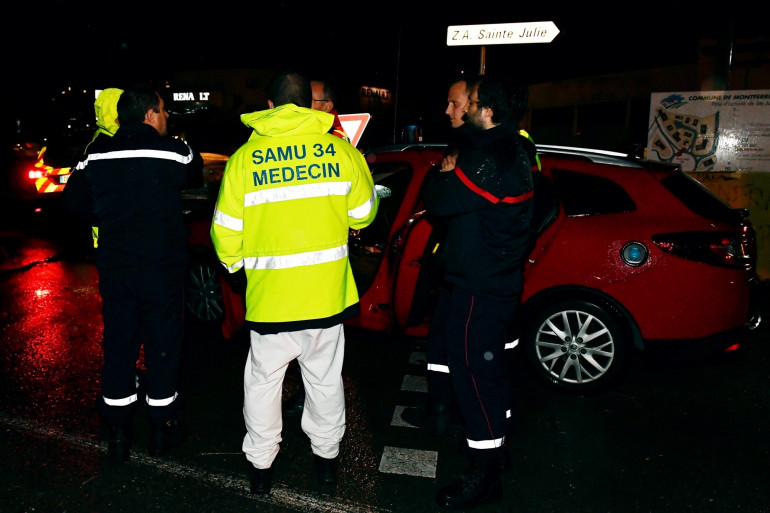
[107,422,132,463]
[313,455,338,485]
[249,465,273,495]
[436,449,503,510]
[148,417,187,457]
[400,399,460,437]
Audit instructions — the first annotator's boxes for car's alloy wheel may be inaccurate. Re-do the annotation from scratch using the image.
[185,257,224,322]
[525,300,626,393]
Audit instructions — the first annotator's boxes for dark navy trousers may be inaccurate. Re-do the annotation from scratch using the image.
[97,265,184,424]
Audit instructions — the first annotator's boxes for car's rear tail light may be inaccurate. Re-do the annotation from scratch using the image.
[652,222,756,270]
[28,167,45,180]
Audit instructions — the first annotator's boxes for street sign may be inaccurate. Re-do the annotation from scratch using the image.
[447,21,559,46]
[338,113,371,148]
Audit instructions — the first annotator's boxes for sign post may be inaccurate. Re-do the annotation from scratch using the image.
[446,22,560,46]
[446,21,560,74]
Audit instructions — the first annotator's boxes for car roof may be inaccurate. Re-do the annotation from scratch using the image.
[367,142,651,169]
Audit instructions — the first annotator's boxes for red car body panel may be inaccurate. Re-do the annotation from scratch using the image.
[190,145,758,361]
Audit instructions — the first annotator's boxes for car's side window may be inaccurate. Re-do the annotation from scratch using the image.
[551,168,636,216]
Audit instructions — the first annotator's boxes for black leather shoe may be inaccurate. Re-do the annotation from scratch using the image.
[313,455,338,485]
[148,418,187,457]
[282,389,306,416]
[250,466,273,495]
[107,423,131,463]
[437,450,503,510]
[436,468,502,510]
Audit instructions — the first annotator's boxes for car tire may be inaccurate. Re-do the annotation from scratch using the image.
[524,299,627,394]
[185,253,225,322]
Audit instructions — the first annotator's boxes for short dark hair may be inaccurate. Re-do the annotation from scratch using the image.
[475,74,529,125]
[448,74,472,91]
[310,79,338,104]
[268,71,312,108]
[117,83,161,126]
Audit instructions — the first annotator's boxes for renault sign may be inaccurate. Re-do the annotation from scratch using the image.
[447,21,559,46]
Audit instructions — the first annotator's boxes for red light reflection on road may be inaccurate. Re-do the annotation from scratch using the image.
[1,259,103,432]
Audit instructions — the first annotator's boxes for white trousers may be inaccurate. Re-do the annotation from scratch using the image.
[242,325,346,469]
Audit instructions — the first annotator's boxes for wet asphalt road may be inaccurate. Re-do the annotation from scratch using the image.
[1,199,770,513]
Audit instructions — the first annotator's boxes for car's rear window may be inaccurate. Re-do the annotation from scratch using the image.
[551,168,636,216]
[660,170,742,225]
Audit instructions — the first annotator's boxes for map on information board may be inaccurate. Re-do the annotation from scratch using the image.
[648,90,770,172]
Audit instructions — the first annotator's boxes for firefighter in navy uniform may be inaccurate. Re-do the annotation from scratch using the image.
[62,83,203,463]
[421,74,535,510]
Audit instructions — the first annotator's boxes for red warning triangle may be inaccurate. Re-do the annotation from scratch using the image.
[338,113,371,147]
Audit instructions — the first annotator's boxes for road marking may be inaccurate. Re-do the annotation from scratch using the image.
[400,375,427,393]
[0,412,394,513]
[408,350,426,366]
[378,446,437,478]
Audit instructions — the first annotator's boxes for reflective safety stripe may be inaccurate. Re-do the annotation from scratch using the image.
[77,147,194,167]
[103,393,138,407]
[349,189,377,219]
[427,363,450,374]
[224,260,244,274]
[245,182,351,207]
[146,391,178,407]
[243,244,348,270]
[504,338,519,350]
[212,209,243,231]
[467,436,505,449]
[506,409,511,418]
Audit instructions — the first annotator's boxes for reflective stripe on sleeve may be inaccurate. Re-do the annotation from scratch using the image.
[243,244,348,270]
[212,209,243,231]
[103,393,138,407]
[245,182,351,207]
[349,189,377,219]
[224,260,244,273]
[146,392,178,407]
[427,363,450,374]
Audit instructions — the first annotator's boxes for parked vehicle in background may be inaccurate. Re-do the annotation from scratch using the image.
[184,143,762,394]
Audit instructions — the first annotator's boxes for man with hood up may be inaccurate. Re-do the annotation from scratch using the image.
[210,70,378,496]
[85,88,122,247]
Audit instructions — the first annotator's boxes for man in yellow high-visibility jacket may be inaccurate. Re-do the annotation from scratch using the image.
[85,88,122,248]
[210,70,378,496]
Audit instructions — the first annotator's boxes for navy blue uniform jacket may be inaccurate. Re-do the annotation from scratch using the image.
[421,123,534,300]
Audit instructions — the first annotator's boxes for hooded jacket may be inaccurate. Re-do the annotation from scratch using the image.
[84,88,123,247]
[210,104,378,334]
[85,88,122,154]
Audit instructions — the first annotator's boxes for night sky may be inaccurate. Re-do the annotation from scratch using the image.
[1,1,762,140]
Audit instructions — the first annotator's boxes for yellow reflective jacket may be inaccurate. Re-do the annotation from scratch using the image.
[85,88,123,247]
[86,88,122,153]
[211,104,379,333]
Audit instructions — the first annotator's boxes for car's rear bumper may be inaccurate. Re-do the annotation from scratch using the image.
[642,303,762,360]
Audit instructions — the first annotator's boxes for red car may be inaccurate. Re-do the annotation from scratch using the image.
[185,143,762,393]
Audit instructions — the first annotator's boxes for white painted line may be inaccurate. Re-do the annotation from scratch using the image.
[1,412,393,513]
[408,351,426,366]
[379,446,437,478]
[391,405,417,428]
[401,375,427,393]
